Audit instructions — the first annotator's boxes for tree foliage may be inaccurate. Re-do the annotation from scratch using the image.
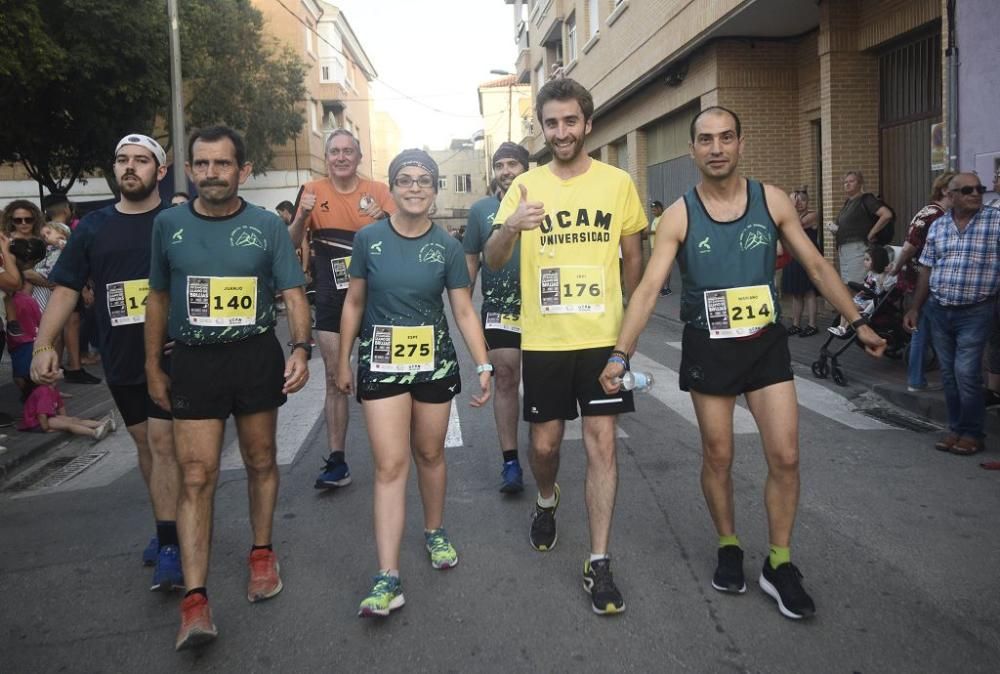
[0,0,306,194]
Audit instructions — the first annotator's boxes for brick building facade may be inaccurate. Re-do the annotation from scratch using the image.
[505,0,963,260]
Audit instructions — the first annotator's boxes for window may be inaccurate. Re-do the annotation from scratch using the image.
[566,13,577,62]
[309,100,318,134]
[455,174,472,193]
[320,65,330,82]
[534,61,544,93]
[438,177,448,190]
[305,21,314,55]
[345,59,356,90]
[588,0,599,38]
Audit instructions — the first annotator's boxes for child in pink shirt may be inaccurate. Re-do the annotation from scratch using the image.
[19,382,115,439]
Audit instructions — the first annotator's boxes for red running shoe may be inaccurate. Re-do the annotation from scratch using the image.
[247,549,283,602]
[175,593,217,651]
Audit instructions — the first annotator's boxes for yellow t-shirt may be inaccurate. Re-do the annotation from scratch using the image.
[494,160,646,351]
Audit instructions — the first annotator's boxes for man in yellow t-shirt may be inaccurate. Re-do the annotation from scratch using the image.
[486,78,645,616]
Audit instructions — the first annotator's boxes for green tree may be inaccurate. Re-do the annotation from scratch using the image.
[0,0,306,195]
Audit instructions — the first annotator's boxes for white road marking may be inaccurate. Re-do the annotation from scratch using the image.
[445,400,463,448]
[220,357,329,471]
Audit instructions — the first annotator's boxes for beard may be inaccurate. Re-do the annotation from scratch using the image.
[546,133,585,164]
[118,173,158,201]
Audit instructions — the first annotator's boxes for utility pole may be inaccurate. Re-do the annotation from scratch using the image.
[167,0,186,193]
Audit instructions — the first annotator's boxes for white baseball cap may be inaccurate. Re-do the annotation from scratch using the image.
[115,134,167,166]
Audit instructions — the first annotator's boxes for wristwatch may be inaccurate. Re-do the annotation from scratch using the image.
[290,341,313,358]
[850,316,868,330]
[476,363,495,375]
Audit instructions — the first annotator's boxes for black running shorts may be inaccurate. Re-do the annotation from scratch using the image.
[484,328,520,351]
[170,330,287,420]
[313,289,346,333]
[521,347,634,422]
[109,383,172,427]
[679,323,794,396]
[357,372,461,404]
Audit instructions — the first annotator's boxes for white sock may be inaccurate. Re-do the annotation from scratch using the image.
[380,569,399,578]
[590,553,609,563]
[536,492,557,508]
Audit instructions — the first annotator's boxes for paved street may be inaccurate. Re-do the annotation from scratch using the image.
[2,285,999,673]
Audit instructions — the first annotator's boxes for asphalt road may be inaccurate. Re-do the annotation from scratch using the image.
[2,308,998,673]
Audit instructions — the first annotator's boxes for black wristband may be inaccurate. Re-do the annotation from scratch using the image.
[610,349,630,369]
[850,316,868,330]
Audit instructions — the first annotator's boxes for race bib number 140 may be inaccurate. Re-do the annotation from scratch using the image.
[187,276,257,327]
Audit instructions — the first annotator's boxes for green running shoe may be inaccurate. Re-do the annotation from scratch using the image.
[424,528,459,569]
[358,573,405,618]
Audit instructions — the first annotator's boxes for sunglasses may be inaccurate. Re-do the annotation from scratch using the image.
[11,216,35,225]
[950,185,987,195]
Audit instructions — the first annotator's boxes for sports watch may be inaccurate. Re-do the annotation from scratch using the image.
[849,316,868,330]
[291,342,313,358]
[476,363,495,375]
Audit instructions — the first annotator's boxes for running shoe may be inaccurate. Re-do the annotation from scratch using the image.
[314,456,352,489]
[827,325,847,337]
[529,484,560,551]
[93,419,112,441]
[499,459,524,494]
[712,545,747,593]
[142,536,159,566]
[247,549,283,602]
[63,368,101,385]
[358,573,405,617]
[424,528,459,569]
[759,559,816,619]
[582,557,626,615]
[175,593,218,651]
[150,544,185,592]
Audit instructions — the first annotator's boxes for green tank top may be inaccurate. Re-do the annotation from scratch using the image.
[678,179,780,330]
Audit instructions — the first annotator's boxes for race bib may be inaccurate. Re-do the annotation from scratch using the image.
[107,279,149,326]
[331,256,351,290]
[186,276,257,327]
[704,284,775,338]
[539,266,605,314]
[485,312,521,333]
[370,325,435,373]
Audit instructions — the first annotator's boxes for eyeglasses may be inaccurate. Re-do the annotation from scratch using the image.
[11,216,35,225]
[393,175,434,189]
[950,185,987,195]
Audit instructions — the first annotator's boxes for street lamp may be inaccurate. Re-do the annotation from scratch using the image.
[490,69,515,142]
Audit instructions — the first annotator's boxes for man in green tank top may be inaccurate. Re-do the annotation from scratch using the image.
[600,107,886,620]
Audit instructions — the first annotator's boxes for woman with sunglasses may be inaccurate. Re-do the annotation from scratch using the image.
[2,200,44,239]
[337,149,492,618]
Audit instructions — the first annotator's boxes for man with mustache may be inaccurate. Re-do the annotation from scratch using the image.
[31,134,182,592]
[145,125,311,650]
[485,78,646,615]
[464,142,530,494]
[287,129,395,491]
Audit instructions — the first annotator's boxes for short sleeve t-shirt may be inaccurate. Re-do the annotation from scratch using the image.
[19,384,63,431]
[6,291,41,350]
[49,204,163,386]
[898,202,945,294]
[302,178,396,254]
[464,195,520,318]
[835,193,882,245]
[349,219,470,385]
[493,160,647,351]
[149,200,306,345]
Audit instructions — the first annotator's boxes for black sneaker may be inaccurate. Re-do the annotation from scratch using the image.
[529,483,559,551]
[63,368,102,385]
[759,559,816,619]
[984,389,1000,409]
[582,557,625,615]
[712,545,747,593]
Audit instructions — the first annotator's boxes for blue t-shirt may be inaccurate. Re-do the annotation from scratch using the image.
[349,219,470,385]
[149,200,306,345]
[463,195,521,319]
[49,204,164,386]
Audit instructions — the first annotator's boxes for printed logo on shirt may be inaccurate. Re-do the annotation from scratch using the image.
[537,209,613,247]
[370,240,383,255]
[359,194,375,213]
[230,225,268,250]
[320,200,330,212]
[739,223,770,252]
[171,229,184,244]
[698,236,711,254]
[418,243,446,265]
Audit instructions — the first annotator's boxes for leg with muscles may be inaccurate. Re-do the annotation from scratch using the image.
[581,414,625,615]
[491,347,522,493]
[410,399,455,569]
[315,331,351,488]
[690,392,746,594]
[128,421,157,566]
[174,418,224,650]
[358,394,412,617]
[142,418,183,590]
[236,408,283,602]
[528,419,563,551]
[745,381,815,619]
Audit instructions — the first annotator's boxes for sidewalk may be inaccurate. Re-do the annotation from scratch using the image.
[650,268,1000,444]
[0,355,116,480]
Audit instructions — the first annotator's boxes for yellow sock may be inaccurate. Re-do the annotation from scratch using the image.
[718,535,741,549]
[769,545,790,569]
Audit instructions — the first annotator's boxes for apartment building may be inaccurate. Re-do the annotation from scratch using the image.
[478,75,534,180]
[505,0,996,258]
[250,0,378,207]
[429,140,488,234]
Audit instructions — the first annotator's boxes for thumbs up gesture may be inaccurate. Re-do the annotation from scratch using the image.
[505,184,546,232]
[299,187,317,214]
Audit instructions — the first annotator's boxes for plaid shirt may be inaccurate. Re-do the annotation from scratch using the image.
[919,206,1000,306]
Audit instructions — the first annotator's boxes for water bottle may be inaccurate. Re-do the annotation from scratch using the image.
[615,370,654,392]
